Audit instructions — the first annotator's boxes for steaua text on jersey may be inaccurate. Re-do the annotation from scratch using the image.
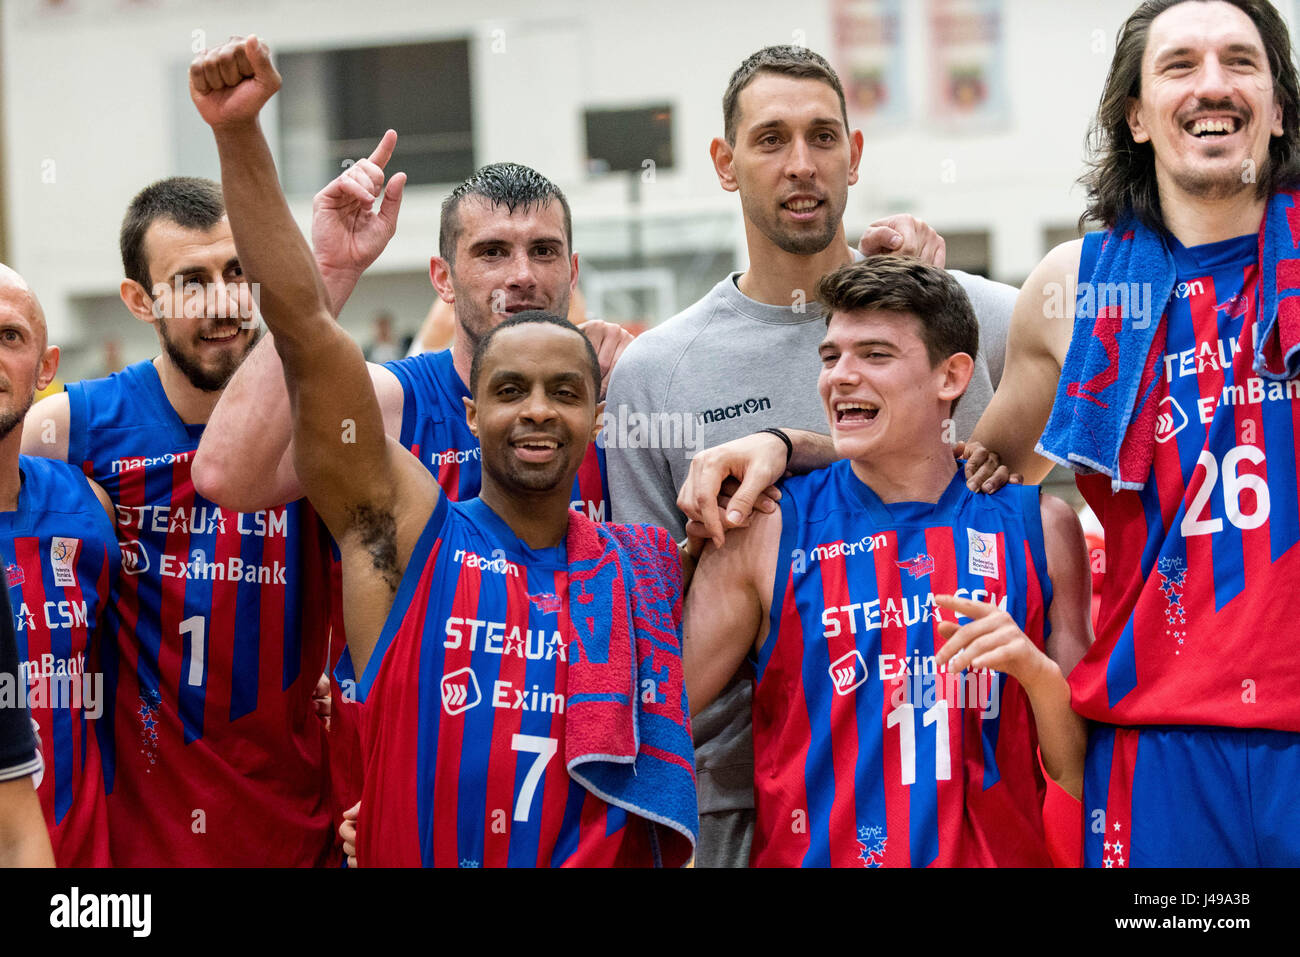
[0,456,119,866]
[754,462,1054,867]
[386,349,608,521]
[66,360,337,866]
[1070,232,1300,731]
[355,495,687,867]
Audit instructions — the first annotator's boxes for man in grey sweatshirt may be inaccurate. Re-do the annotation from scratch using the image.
[604,45,1017,867]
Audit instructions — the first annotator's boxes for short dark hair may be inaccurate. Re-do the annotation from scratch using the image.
[723,45,849,145]
[439,163,573,264]
[1080,0,1300,231]
[120,177,226,290]
[469,310,601,399]
[818,255,979,378]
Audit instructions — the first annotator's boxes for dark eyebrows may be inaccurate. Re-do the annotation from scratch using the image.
[749,115,844,137]
[485,368,590,389]
[1153,40,1264,67]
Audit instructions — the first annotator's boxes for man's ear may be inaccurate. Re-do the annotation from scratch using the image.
[1126,96,1151,144]
[938,352,975,406]
[120,279,160,326]
[710,137,739,192]
[1272,93,1284,138]
[463,395,477,436]
[35,345,60,392]
[431,257,455,304]
[847,128,864,187]
[589,399,606,445]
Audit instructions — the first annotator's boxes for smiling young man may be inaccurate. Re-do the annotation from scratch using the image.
[605,44,1019,867]
[20,179,340,866]
[190,34,697,868]
[684,257,1092,866]
[971,0,1300,866]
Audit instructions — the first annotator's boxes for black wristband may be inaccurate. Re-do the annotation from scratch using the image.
[759,428,794,470]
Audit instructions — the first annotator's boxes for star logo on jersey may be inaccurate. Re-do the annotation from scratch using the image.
[1101,820,1128,868]
[828,650,869,696]
[1153,396,1188,444]
[120,540,150,576]
[440,667,482,716]
[528,592,563,615]
[896,553,935,579]
[857,823,887,868]
[49,537,80,588]
[4,563,23,587]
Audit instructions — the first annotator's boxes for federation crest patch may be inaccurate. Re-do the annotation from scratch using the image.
[50,537,80,587]
[966,529,999,579]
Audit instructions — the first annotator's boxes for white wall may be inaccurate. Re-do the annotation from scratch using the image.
[5,0,1289,380]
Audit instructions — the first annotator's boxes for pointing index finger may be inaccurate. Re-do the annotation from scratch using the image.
[368,130,399,169]
[934,593,999,618]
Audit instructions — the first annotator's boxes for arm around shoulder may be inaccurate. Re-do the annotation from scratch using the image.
[682,504,780,716]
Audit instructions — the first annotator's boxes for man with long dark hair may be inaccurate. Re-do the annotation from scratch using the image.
[973,0,1300,866]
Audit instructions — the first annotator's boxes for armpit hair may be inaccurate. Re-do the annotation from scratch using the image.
[347,504,402,593]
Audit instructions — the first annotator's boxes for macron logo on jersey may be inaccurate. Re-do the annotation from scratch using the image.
[109,451,190,474]
[829,650,869,696]
[453,549,521,577]
[432,448,480,467]
[441,667,482,716]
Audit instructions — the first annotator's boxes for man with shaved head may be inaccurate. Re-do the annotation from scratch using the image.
[0,265,119,865]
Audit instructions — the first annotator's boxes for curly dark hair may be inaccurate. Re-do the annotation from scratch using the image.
[1080,0,1300,231]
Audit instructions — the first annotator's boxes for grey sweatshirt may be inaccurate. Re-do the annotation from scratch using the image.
[603,266,1016,814]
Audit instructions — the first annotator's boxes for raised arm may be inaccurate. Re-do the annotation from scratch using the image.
[191,35,435,672]
[193,132,407,513]
[682,504,780,715]
[969,240,1081,483]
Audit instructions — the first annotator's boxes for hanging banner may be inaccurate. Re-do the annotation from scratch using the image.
[831,0,907,127]
[928,0,1008,127]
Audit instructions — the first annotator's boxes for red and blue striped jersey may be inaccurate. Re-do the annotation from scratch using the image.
[0,456,118,866]
[65,360,336,866]
[754,462,1053,867]
[1070,232,1300,730]
[386,349,608,521]
[355,495,666,867]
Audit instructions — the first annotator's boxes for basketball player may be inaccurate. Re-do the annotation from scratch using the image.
[685,257,1092,866]
[0,583,54,867]
[0,267,118,866]
[970,0,1300,865]
[191,35,698,866]
[605,44,1020,867]
[20,176,339,866]
[194,148,622,524]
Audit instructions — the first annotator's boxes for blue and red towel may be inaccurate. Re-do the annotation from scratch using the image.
[564,511,698,866]
[1038,190,1300,490]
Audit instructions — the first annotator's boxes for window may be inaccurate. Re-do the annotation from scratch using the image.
[277,39,474,194]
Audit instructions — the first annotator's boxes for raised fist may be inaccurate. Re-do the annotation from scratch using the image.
[189,34,282,129]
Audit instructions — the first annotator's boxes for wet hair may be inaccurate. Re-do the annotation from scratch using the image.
[722,45,849,145]
[439,163,572,263]
[120,177,226,289]
[1080,0,1300,231]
